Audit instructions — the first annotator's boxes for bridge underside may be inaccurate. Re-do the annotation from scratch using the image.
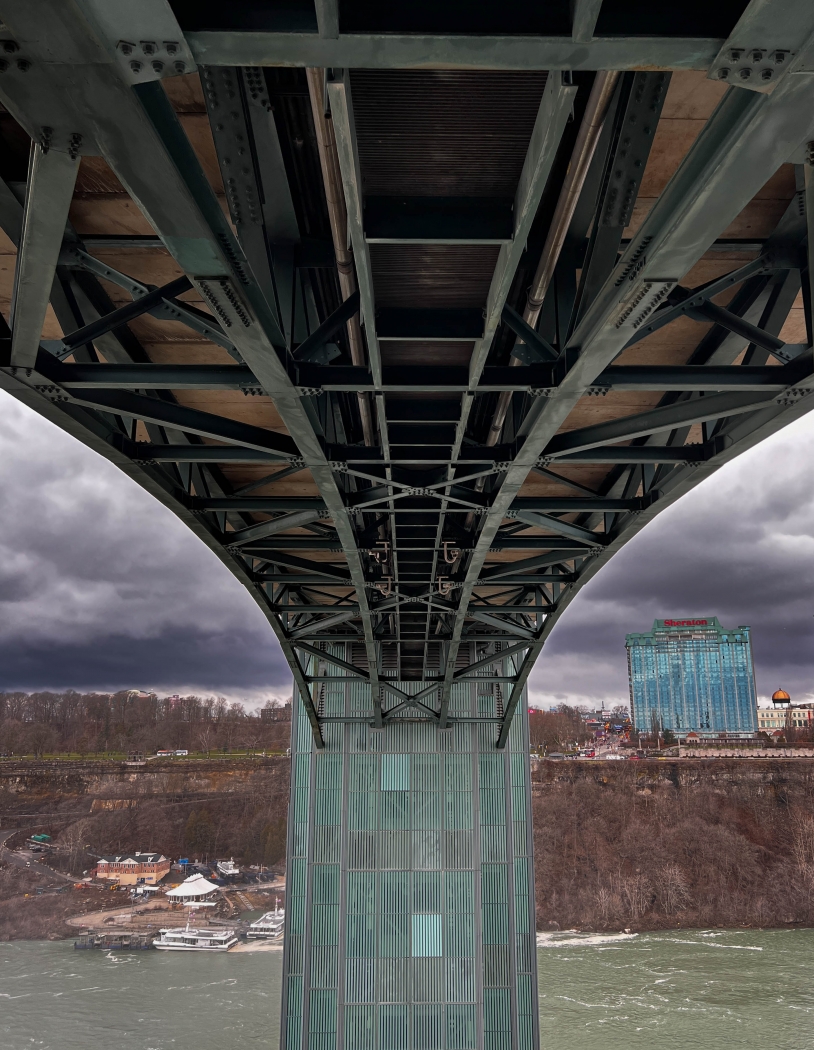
[1,3,814,1047]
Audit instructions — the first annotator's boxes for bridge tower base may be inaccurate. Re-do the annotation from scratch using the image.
[281,645,539,1050]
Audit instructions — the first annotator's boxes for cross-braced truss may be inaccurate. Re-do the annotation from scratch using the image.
[1,1,814,747]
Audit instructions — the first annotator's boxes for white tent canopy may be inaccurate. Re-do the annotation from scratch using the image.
[165,873,220,899]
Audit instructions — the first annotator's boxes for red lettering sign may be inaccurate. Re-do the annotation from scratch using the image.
[663,619,708,627]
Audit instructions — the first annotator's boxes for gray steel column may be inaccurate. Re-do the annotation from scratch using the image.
[10,144,78,367]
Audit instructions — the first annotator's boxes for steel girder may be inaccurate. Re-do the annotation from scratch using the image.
[436,72,814,733]
[0,1,813,747]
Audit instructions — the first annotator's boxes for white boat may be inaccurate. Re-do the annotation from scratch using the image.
[153,926,238,951]
[153,903,237,951]
[247,904,285,939]
[216,859,240,878]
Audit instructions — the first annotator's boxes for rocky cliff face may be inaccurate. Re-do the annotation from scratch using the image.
[0,758,290,869]
[532,758,814,930]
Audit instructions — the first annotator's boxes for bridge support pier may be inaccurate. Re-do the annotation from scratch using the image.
[281,646,538,1050]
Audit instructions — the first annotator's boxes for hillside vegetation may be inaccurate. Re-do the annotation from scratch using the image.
[532,760,814,930]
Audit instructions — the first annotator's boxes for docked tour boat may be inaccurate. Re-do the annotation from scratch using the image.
[153,903,238,951]
[153,925,238,951]
[247,903,285,939]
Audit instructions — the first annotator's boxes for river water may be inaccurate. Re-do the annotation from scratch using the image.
[2,930,813,1049]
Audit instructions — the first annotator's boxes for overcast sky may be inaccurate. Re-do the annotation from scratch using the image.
[1,388,813,709]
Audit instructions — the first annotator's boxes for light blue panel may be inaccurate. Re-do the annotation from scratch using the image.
[382,752,410,790]
[412,913,443,957]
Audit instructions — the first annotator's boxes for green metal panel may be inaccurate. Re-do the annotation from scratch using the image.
[379,1005,409,1050]
[345,1005,375,1049]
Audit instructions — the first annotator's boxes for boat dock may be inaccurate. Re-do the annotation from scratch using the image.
[74,932,153,950]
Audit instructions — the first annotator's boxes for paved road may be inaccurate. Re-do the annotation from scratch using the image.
[0,829,74,882]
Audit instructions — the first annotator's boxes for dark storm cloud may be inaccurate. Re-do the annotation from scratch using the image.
[0,627,285,696]
[0,391,292,701]
[529,412,814,708]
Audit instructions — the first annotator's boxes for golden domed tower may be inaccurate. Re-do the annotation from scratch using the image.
[771,689,793,736]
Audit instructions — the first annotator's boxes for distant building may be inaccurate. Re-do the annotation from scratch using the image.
[758,698,814,731]
[625,617,757,736]
[94,851,171,885]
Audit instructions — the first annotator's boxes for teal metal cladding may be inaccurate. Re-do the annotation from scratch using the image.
[280,646,538,1050]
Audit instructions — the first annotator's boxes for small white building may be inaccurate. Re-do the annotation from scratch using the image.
[758,705,814,731]
[165,873,221,902]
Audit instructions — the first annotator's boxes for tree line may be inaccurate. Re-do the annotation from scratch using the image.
[528,704,595,752]
[0,690,292,757]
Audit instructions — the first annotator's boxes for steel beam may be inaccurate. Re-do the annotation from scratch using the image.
[479,553,589,582]
[547,445,707,463]
[12,358,257,390]
[571,0,603,43]
[10,145,78,367]
[509,511,607,545]
[187,32,723,71]
[63,389,301,458]
[543,390,780,456]
[706,0,814,94]
[223,510,325,548]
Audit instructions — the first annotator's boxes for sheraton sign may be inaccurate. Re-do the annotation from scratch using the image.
[662,619,708,627]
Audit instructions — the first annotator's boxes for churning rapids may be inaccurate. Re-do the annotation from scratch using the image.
[1,930,813,1049]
